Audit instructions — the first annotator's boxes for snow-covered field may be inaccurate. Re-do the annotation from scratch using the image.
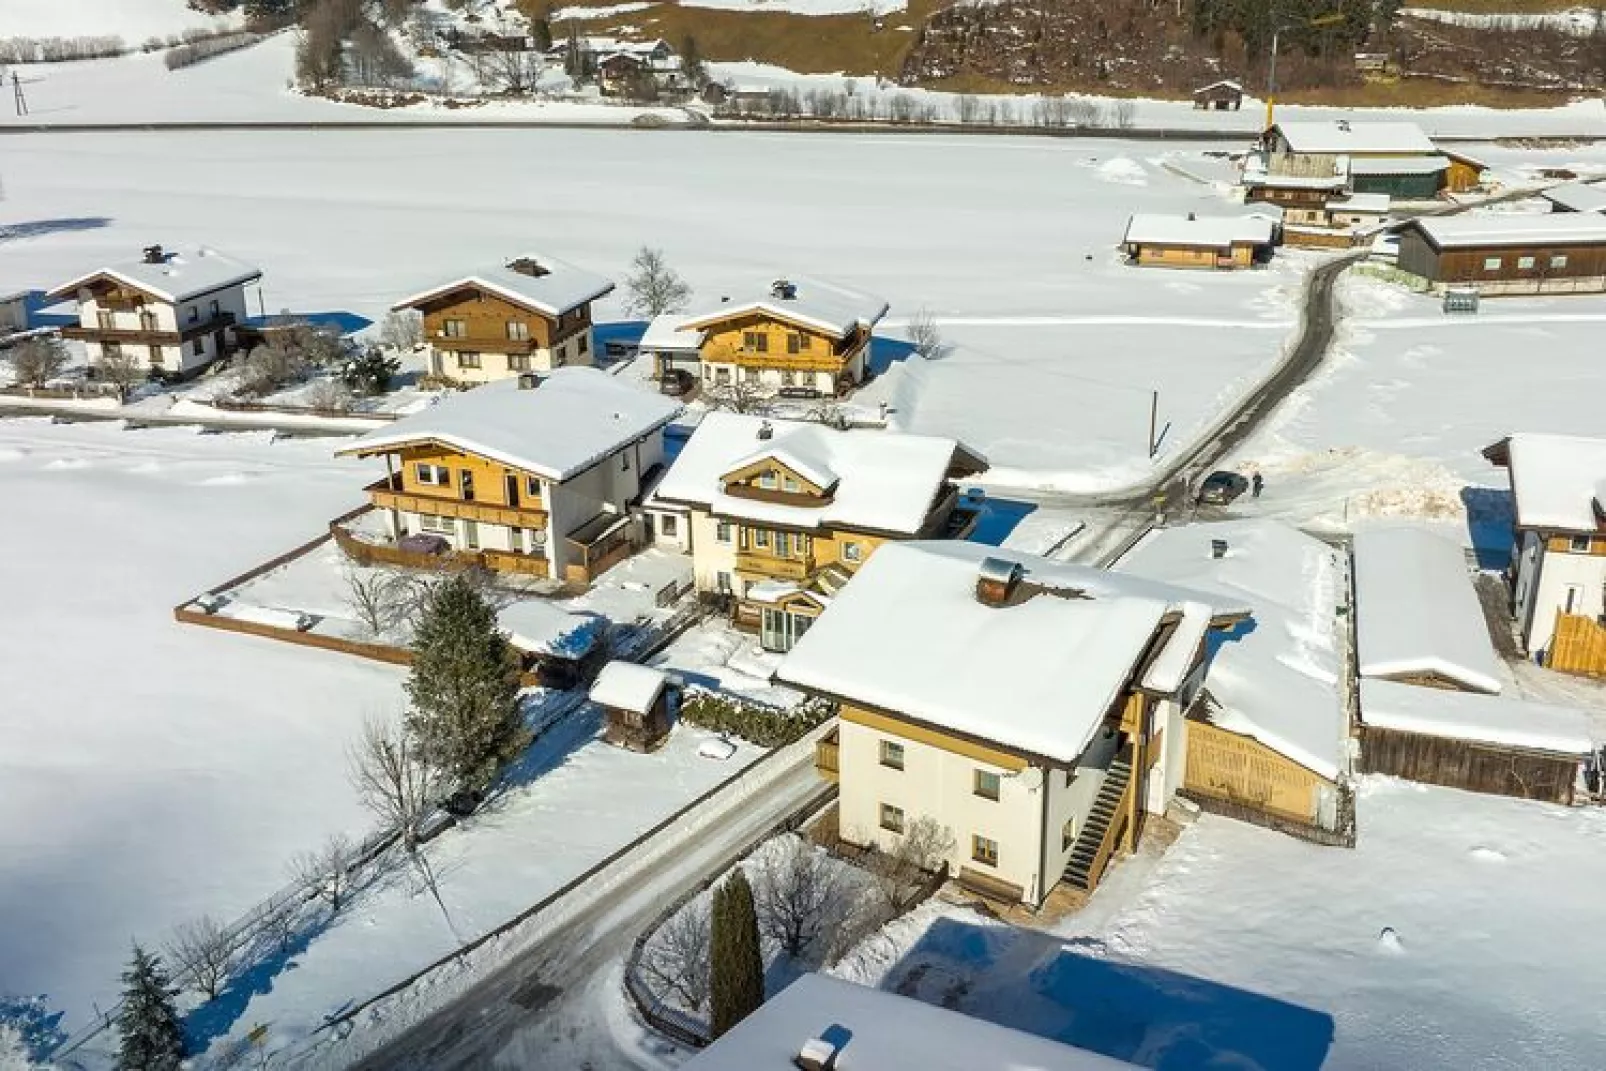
[0,127,1311,490]
[1227,271,1606,534]
[0,419,395,1036]
[836,777,1606,1070]
[2,0,240,40]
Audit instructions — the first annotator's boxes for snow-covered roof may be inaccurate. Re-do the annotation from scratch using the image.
[637,313,705,353]
[1353,526,1503,695]
[497,600,604,659]
[1117,520,1350,782]
[681,278,888,339]
[338,367,681,482]
[776,542,1245,765]
[589,660,670,712]
[48,247,261,306]
[1244,172,1348,190]
[1361,679,1594,756]
[393,256,614,319]
[1408,214,1606,250]
[1122,214,1275,249]
[685,974,1140,1071]
[1540,181,1606,214]
[1347,155,1448,176]
[654,412,981,535]
[1195,79,1243,93]
[1328,193,1390,214]
[1270,120,1436,155]
[1485,432,1606,532]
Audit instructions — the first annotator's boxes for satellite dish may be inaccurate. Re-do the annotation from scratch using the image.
[1017,767,1044,791]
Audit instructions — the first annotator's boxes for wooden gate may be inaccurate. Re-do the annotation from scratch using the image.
[1546,612,1606,676]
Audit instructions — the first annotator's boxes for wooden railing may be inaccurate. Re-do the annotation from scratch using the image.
[700,343,847,372]
[815,729,840,783]
[332,520,550,578]
[61,311,235,344]
[734,550,811,580]
[366,477,547,529]
[1085,762,1136,892]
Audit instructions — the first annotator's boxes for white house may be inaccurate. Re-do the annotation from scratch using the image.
[0,291,27,335]
[1483,433,1606,658]
[648,411,985,650]
[777,541,1246,905]
[47,245,261,376]
[336,367,681,585]
[685,973,1141,1071]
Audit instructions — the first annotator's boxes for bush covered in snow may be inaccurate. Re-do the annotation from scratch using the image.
[0,36,126,65]
[679,687,834,748]
[164,31,264,71]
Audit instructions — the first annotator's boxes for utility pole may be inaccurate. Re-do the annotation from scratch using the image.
[13,71,27,117]
[1265,26,1282,131]
[1148,389,1159,458]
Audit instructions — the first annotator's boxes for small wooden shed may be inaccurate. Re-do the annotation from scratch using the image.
[1193,80,1243,111]
[592,661,677,752]
[1359,679,1594,804]
[498,602,607,690]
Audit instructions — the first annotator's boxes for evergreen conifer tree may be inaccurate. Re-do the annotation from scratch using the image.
[709,868,764,1038]
[404,573,525,786]
[115,945,185,1071]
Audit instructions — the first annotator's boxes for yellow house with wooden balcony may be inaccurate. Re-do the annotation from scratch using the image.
[648,411,986,652]
[393,256,614,385]
[776,541,1248,906]
[677,278,889,398]
[333,367,680,586]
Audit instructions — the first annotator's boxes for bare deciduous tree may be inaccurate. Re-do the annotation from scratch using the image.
[624,246,692,319]
[1067,98,1106,128]
[348,715,439,852]
[955,93,981,124]
[703,378,769,415]
[753,836,847,961]
[1112,99,1138,129]
[8,337,70,387]
[303,377,352,412]
[96,347,147,397]
[290,832,357,914]
[866,816,953,916]
[906,309,951,362]
[168,915,235,1002]
[641,900,712,1010]
[345,565,410,638]
[380,309,424,352]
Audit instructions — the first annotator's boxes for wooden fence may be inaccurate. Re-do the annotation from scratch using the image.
[205,395,400,422]
[1182,719,1352,845]
[1547,611,1606,677]
[1360,725,1579,805]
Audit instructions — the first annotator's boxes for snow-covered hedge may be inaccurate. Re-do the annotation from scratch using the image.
[0,36,126,64]
[165,31,263,71]
[679,687,834,748]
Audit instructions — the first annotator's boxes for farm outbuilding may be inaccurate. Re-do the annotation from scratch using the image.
[1443,150,1489,194]
[1347,156,1447,200]
[1540,181,1606,214]
[497,601,607,689]
[1193,80,1243,110]
[591,661,677,751]
[1121,214,1276,270]
[1359,679,1593,804]
[1396,215,1606,295]
[1353,526,1504,694]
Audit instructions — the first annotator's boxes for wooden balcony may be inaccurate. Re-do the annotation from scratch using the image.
[331,521,550,578]
[734,551,811,580]
[562,511,638,586]
[366,477,547,529]
[815,728,840,783]
[61,312,236,346]
[701,343,853,373]
[431,335,542,355]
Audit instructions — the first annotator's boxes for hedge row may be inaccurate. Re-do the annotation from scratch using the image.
[679,687,834,748]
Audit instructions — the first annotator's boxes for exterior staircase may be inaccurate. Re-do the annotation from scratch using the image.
[1062,755,1133,891]
[810,563,854,598]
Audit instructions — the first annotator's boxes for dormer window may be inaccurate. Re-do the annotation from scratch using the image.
[758,470,777,489]
[782,475,800,493]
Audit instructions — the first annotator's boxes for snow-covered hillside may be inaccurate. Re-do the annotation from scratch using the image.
[2,0,240,40]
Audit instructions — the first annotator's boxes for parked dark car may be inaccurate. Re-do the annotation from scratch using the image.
[660,369,695,396]
[1196,470,1249,506]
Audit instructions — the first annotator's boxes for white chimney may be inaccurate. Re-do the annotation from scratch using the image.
[794,1037,838,1071]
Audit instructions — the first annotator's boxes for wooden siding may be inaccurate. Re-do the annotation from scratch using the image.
[1131,243,1256,269]
[1183,719,1328,825]
[698,310,864,371]
[816,728,840,783]
[1360,724,1579,804]
[1399,227,1606,284]
[1545,534,1606,555]
[1445,158,1482,193]
[370,479,549,530]
[392,443,545,510]
[1546,611,1606,676]
[412,288,589,351]
[332,521,551,578]
[841,702,1029,772]
[723,456,831,497]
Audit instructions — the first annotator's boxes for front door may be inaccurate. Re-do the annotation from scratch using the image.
[505,473,520,507]
[460,469,475,502]
[761,607,815,653]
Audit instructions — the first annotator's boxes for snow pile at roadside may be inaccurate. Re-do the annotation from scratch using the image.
[684,0,908,15]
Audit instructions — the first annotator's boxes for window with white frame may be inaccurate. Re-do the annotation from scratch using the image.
[415,463,450,487]
[715,520,733,544]
[1551,254,1570,269]
[782,475,800,492]
[758,470,778,489]
[419,513,454,534]
[841,541,863,562]
[1518,256,1536,270]
[974,769,1001,801]
[1483,256,1502,272]
[971,834,999,867]
[880,739,904,770]
[457,351,482,369]
[1570,535,1592,553]
[880,802,905,834]
[754,528,771,549]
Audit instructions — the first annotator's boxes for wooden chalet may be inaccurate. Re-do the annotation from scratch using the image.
[393,256,613,384]
[1396,215,1606,295]
[1121,213,1276,269]
[1192,80,1243,110]
[592,661,677,751]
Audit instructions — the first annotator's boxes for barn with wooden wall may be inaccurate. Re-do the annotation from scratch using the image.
[1396,215,1606,295]
[1359,680,1594,804]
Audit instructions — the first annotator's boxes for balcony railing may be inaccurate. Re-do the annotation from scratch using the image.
[734,551,811,580]
[701,344,851,372]
[366,476,547,529]
[815,729,840,783]
[61,312,236,345]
